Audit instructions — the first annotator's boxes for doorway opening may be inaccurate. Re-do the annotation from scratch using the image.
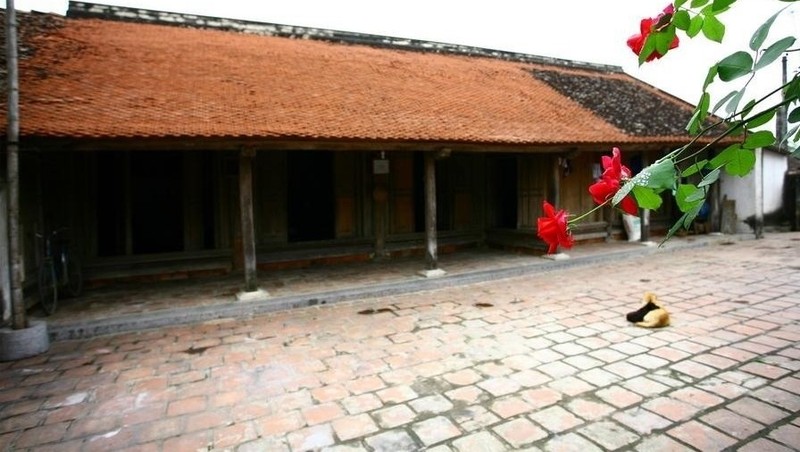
[287,151,335,242]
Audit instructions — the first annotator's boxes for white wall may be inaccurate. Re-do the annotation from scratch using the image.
[719,149,788,233]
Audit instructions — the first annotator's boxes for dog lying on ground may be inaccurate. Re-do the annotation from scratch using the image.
[626,292,670,328]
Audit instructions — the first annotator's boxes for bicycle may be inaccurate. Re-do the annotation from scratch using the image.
[37,228,83,315]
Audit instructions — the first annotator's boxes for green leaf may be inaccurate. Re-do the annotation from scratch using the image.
[755,36,796,70]
[641,159,677,191]
[711,0,737,11]
[675,184,704,212]
[687,92,710,134]
[632,186,663,210]
[681,159,709,177]
[691,0,710,7]
[743,130,776,149]
[740,99,756,118]
[710,143,741,168]
[701,13,726,42]
[673,10,691,30]
[638,34,658,65]
[717,51,753,81]
[712,90,738,115]
[726,148,756,176]
[750,10,782,51]
[675,0,690,7]
[702,65,718,91]
[726,90,744,115]
[612,181,635,207]
[688,15,704,37]
[789,106,800,124]
[698,168,721,187]
[654,27,678,55]
[746,109,775,129]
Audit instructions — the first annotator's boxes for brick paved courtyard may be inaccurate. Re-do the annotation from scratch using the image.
[1,232,799,451]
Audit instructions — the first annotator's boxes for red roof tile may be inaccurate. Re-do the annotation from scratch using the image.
[1,10,699,147]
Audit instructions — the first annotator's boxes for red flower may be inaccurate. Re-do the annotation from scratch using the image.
[537,201,574,254]
[627,4,679,62]
[588,147,639,216]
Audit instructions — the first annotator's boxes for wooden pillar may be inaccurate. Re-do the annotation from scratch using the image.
[424,153,438,271]
[372,155,389,259]
[6,1,25,330]
[239,148,257,292]
[754,147,764,239]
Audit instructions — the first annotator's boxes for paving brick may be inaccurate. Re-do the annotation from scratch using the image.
[477,377,522,397]
[563,355,603,370]
[365,429,418,452]
[444,385,487,405]
[670,359,716,379]
[408,394,453,415]
[548,375,595,396]
[442,369,482,386]
[537,361,578,379]
[700,408,765,439]
[412,416,461,446]
[490,395,533,418]
[727,397,790,424]
[595,385,642,408]
[773,376,800,395]
[521,387,563,409]
[540,432,603,452]
[752,386,800,412]
[492,417,546,448]
[166,395,206,416]
[767,423,800,448]
[635,434,694,451]
[287,424,335,451]
[712,346,758,362]
[311,384,350,403]
[578,420,639,450]
[332,413,379,441]
[509,368,552,388]
[612,406,672,435]
[452,405,501,432]
[372,404,416,428]
[452,431,506,452]
[738,437,795,452]
[577,367,623,388]
[740,362,791,380]
[669,387,724,410]
[605,361,647,379]
[587,347,627,363]
[565,397,615,421]
[255,411,304,436]
[342,393,382,415]
[667,420,736,450]
[641,396,698,422]
[529,405,583,433]
[13,422,69,448]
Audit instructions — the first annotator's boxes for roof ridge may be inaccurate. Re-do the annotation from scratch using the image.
[66,1,623,73]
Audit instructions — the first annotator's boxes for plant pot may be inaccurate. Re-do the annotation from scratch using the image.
[0,320,50,361]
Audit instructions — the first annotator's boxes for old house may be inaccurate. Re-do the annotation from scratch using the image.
[1,2,720,305]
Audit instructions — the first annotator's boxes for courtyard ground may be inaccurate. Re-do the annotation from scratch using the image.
[1,232,799,451]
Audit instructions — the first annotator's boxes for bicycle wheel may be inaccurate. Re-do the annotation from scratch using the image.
[38,263,58,315]
[64,252,83,298]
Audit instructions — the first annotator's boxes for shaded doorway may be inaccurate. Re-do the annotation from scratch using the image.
[131,152,184,254]
[95,152,185,256]
[493,156,518,228]
[287,151,335,242]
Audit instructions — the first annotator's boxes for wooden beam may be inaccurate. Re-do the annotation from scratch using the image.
[239,148,257,292]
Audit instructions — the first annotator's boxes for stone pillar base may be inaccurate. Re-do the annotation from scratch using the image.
[417,268,447,278]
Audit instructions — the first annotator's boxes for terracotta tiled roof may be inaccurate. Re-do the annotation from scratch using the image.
[0,7,701,148]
